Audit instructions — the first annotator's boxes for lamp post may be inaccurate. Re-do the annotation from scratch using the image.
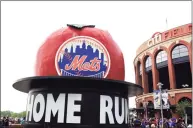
[157,82,164,128]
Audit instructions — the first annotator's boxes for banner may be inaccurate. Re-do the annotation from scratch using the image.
[153,90,170,109]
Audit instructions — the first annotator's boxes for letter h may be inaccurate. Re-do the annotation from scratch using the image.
[26,95,34,121]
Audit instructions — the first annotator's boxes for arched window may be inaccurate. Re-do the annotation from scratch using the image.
[178,97,192,103]
[147,101,154,108]
[139,63,142,75]
[145,56,152,68]
[156,50,169,88]
[139,102,143,107]
[137,61,143,86]
[172,45,188,59]
[156,50,167,64]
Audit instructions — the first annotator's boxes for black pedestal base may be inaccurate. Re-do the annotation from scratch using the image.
[13,76,143,128]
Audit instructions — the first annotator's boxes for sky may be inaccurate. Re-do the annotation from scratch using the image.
[1,1,191,113]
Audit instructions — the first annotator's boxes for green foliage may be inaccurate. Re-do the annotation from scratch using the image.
[176,100,192,117]
[0,111,26,118]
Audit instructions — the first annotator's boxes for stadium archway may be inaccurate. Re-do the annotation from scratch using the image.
[155,50,170,90]
[171,44,192,89]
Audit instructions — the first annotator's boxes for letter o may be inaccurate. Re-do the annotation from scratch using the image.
[33,94,45,122]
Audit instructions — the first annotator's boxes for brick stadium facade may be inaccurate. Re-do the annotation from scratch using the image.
[133,23,192,119]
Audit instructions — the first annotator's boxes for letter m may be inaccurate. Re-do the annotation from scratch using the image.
[45,93,66,123]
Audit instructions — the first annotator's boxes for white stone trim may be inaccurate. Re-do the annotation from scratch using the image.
[136,88,192,101]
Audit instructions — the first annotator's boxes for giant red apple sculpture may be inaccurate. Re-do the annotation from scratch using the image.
[35,24,125,80]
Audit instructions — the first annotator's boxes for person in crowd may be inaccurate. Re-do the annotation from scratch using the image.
[21,117,26,125]
[163,118,169,128]
[141,119,146,128]
[4,117,9,127]
[134,118,141,128]
[145,121,150,128]
[155,118,159,127]
[174,118,186,128]
[170,118,177,128]
[0,118,3,128]
[128,116,192,128]
[1,117,6,127]
[150,123,156,128]
[17,118,21,124]
[168,119,173,128]
[150,118,156,127]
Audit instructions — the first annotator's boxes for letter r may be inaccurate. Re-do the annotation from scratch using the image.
[100,95,114,124]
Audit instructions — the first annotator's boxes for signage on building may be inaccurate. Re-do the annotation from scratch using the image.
[136,24,192,55]
[147,24,192,48]
[153,90,170,109]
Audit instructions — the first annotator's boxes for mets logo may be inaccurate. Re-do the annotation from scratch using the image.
[55,36,111,78]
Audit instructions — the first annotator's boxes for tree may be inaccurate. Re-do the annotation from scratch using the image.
[18,111,26,118]
[11,112,18,118]
[1,111,26,118]
[0,111,12,117]
[176,100,192,117]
